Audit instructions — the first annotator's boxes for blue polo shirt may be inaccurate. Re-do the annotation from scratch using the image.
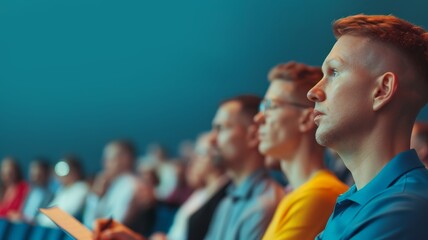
[317,150,428,240]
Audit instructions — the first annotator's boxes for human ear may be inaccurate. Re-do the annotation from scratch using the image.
[372,72,398,111]
[246,124,259,148]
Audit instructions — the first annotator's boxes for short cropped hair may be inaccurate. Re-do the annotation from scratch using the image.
[221,95,262,123]
[333,14,428,104]
[268,61,322,106]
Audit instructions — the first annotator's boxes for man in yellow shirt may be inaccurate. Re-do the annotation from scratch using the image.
[254,61,348,239]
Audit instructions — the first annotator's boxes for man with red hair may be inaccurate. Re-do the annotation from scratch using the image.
[307,14,428,239]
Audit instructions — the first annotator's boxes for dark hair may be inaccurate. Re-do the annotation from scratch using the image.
[112,140,137,160]
[2,157,24,183]
[268,61,322,106]
[62,154,84,180]
[221,94,262,122]
[32,157,51,174]
[333,14,428,103]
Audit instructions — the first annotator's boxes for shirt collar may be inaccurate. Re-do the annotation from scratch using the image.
[226,169,268,201]
[342,149,423,205]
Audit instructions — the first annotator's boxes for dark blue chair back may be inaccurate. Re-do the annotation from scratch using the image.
[0,219,10,240]
[45,227,66,240]
[6,222,31,240]
[154,202,179,233]
[28,225,49,240]
[0,219,76,240]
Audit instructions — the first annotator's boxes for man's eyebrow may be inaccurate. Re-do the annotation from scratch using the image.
[325,57,344,68]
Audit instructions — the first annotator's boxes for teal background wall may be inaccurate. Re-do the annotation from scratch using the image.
[1,0,427,175]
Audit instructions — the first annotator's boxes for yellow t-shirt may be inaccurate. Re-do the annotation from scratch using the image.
[262,170,348,240]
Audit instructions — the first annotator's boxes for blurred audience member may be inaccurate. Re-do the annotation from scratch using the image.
[411,121,428,167]
[37,155,89,227]
[254,62,348,239]
[93,96,284,240]
[177,139,194,163]
[140,144,178,201]
[151,132,230,240]
[164,161,192,206]
[10,158,54,222]
[0,157,29,218]
[84,140,139,227]
[204,95,284,240]
[124,170,159,237]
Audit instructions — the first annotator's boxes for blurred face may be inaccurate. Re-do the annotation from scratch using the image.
[210,101,251,168]
[103,143,123,177]
[29,162,44,185]
[1,159,17,185]
[255,81,307,159]
[186,135,214,188]
[307,35,376,149]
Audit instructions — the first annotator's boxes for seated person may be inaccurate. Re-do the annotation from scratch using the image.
[36,155,89,227]
[9,158,54,222]
[0,157,29,218]
[93,95,284,240]
[254,61,348,240]
[140,144,178,202]
[163,161,193,206]
[307,14,428,239]
[123,172,160,237]
[151,132,230,240]
[84,140,140,227]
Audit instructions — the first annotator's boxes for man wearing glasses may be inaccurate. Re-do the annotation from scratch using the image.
[254,61,348,240]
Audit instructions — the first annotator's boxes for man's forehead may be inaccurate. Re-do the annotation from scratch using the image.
[213,101,242,123]
[266,79,312,105]
[266,80,295,98]
[324,35,370,63]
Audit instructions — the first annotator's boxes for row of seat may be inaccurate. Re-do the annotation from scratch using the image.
[0,219,73,240]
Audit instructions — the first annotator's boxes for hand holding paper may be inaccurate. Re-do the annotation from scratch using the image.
[93,219,146,240]
[40,207,146,240]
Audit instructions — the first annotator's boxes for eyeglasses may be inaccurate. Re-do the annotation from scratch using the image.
[259,98,312,113]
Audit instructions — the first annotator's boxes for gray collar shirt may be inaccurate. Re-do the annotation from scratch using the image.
[205,169,284,240]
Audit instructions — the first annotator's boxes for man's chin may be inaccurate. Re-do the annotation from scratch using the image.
[258,144,270,156]
[315,128,331,147]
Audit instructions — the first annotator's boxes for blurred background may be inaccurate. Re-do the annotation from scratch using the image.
[1,0,427,175]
